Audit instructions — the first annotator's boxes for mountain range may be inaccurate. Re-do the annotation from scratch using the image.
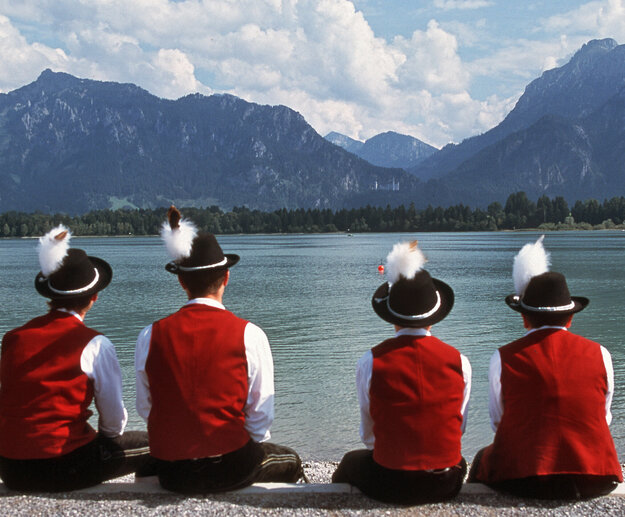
[2,38,625,214]
[0,71,414,213]
[406,38,625,205]
[325,131,438,170]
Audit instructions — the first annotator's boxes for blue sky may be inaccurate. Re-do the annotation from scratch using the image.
[0,1,622,147]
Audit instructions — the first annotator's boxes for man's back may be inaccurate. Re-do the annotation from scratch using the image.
[146,303,250,460]
[0,311,98,459]
[370,334,465,471]
[478,328,620,483]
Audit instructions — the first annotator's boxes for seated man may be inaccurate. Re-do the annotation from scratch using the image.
[135,207,303,493]
[469,236,622,499]
[333,241,471,504]
[0,226,151,492]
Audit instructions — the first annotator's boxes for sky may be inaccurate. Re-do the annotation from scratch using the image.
[0,1,623,148]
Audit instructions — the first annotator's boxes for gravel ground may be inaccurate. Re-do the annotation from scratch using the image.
[0,461,623,516]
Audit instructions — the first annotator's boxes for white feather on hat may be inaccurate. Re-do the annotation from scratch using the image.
[385,240,426,284]
[161,206,198,260]
[38,225,71,277]
[513,235,551,296]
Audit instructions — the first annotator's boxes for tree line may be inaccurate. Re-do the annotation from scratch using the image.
[2,192,625,238]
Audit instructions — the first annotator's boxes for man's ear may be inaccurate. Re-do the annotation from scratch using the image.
[223,269,230,287]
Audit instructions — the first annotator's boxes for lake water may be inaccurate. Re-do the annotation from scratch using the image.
[1,231,625,462]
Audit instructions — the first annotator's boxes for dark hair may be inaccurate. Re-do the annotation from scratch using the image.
[47,294,94,312]
[179,269,227,298]
[524,311,572,328]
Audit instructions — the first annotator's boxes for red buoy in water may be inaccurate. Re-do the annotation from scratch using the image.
[377,264,384,274]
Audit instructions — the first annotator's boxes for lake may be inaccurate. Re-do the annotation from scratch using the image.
[1,231,624,462]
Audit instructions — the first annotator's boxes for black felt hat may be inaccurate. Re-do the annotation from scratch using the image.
[372,271,454,328]
[35,227,112,299]
[165,232,239,274]
[371,241,454,328]
[505,271,588,315]
[162,206,239,274]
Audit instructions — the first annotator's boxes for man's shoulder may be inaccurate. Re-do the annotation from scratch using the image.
[372,334,460,356]
[4,317,38,339]
[566,331,602,347]
[500,329,601,354]
[154,305,251,330]
[211,307,251,328]
[500,327,551,348]
[4,312,82,339]
[8,312,54,331]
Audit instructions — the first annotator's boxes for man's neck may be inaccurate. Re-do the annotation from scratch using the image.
[55,307,86,321]
[188,293,223,304]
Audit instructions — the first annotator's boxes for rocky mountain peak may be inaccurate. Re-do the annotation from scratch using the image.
[570,38,618,63]
[325,130,436,170]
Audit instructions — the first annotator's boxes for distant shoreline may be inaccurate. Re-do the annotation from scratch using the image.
[3,226,625,240]
[3,192,625,237]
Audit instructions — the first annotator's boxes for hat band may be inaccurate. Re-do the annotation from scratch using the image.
[176,257,228,271]
[519,299,576,312]
[47,268,100,295]
[386,291,442,321]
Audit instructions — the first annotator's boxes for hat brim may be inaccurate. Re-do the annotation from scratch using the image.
[165,253,240,274]
[371,278,454,328]
[505,294,589,314]
[35,256,112,299]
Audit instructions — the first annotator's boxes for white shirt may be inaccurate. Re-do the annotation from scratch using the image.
[134,298,274,443]
[357,327,472,449]
[488,326,615,431]
[59,309,128,437]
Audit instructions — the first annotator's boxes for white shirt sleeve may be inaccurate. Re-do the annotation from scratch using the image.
[356,350,374,449]
[80,334,128,437]
[488,350,503,432]
[134,324,153,421]
[243,322,274,442]
[600,345,615,425]
[460,353,472,433]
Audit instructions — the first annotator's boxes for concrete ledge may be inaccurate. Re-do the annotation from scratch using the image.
[0,479,622,496]
[88,480,359,495]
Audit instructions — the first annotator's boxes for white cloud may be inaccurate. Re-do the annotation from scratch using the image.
[152,49,205,99]
[541,0,625,41]
[0,0,607,148]
[394,20,470,93]
[439,18,488,47]
[433,0,493,10]
[468,38,577,84]
[0,14,70,93]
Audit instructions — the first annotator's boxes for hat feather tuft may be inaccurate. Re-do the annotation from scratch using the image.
[167,205,181,230]
[513,235,551,296]
[161,205,197,260]
[38,225,71,277]
[385,240,426,284]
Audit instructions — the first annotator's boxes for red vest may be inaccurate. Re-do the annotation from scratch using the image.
[146,304,251,460]
[477,329,622,483]
[370,335,465,470]
[0,311,98,459]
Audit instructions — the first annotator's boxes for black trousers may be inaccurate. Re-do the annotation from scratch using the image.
[0,431,152,492]
[468,447,620,500]
[155,440,304,494]
[332,449,467,505]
